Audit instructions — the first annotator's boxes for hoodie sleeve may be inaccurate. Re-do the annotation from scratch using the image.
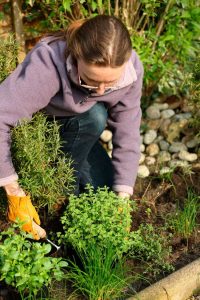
[107,53,143,195]
[0,43,60,186]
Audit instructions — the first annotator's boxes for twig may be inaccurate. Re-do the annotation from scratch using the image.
[152,0,174,51]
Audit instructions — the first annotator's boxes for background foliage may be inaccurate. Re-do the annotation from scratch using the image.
[0,0,199,103]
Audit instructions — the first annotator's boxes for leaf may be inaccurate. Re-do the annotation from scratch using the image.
[58,260,68,267]
[63,0,72,12]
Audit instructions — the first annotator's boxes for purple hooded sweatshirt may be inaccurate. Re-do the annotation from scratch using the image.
[0,37,143,195]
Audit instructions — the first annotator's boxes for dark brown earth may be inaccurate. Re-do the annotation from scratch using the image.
[0,166,200,299]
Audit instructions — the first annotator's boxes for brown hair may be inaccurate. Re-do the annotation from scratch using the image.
[66,15,132,67]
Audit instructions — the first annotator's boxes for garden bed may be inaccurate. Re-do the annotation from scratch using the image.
[0,165,200,300]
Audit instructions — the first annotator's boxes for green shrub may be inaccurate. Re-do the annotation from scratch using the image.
[186,57,200,135]
[11,113,75,212]
[0,223,68,299]
[0,35,18,83]
[59,185,136,257]
[130,224,173,274]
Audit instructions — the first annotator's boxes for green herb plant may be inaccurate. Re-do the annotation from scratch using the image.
[11,113,75,213]
[130,224,173,275]
[0,35,18,83]
[168,189,200,246]
[66,242,132,300]
[0,223,68,300]
[59,185,136,258]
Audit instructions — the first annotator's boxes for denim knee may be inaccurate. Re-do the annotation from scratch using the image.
[80,103,107,137]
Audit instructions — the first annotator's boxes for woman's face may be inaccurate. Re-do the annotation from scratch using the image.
[77,59,126,95]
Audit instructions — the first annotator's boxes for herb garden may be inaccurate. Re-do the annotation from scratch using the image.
[0,1,200,300]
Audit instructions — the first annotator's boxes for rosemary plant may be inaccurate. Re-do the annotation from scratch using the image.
[11,113,75,213]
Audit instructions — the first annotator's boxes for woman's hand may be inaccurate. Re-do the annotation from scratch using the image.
[4,181,46,240]
[4,181,26,196]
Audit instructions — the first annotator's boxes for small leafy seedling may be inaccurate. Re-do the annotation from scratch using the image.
[0,223,68,300]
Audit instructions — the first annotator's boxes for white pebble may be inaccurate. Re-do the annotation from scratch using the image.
[169,142,187,153]
[140,144,145,152]
[107,150,112,158]
[178,150,197,162]
[100,130,112,143]
[144,129,157,145]
[146,106,160,119]
[137,165,150,178]
[139,153,146,164]
[159,140,170,151]
[145,156,156,165]
[158,151,171,163]
[152,103,169,110]
[160,167,172,175]
[108,140,113,150]
[186,138,199,148]
[161,109,175,119]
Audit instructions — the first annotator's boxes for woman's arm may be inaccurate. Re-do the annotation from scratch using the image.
[0,42,60,188]
[108,53,144,196]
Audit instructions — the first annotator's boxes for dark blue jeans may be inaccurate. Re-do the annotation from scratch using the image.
[56,103,114,194]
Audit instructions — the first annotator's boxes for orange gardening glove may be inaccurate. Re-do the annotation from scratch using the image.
[7,195,42,240]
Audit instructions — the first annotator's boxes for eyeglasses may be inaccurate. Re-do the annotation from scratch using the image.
[78,76,117,92]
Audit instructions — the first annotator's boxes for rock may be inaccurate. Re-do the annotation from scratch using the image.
[140,135,144,144]
[169,142,187,153]
[186,138,199,148]
[143,129,157,145]
[165,95,182,109]
[137,165,150,178]
[157,151,171,163]
[100,129,112,143]
[146,143,160,156]
[145,156,156,165]
[173,112,192,121]
[139,153,146,164]
[159,140,170,151]
[160,167,172,175]
[146,106,160,119]
[172,153,179,159]
[152,103,169,110]
[181,98,193,112]
[108,140,113,150]
[178,150,198,162]
[154,135,164,143]
[147,119,162,130]
[140,144,145,152]
[168,159,189,168]
[159,119,171,137]
[161,109,175,119]
[166,119,188,143]
[181,135,194,145]
[107,150,112,158]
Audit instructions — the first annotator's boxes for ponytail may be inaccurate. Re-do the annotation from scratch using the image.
[66,19,87,45]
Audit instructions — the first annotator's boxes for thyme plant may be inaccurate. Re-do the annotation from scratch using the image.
[11,113,75,213]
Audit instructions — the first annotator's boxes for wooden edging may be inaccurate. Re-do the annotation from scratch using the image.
[127,257,200,300]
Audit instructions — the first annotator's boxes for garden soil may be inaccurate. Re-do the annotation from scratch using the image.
[0,166,200,299]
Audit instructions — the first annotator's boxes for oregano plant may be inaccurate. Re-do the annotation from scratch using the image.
[59,185,137,257]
